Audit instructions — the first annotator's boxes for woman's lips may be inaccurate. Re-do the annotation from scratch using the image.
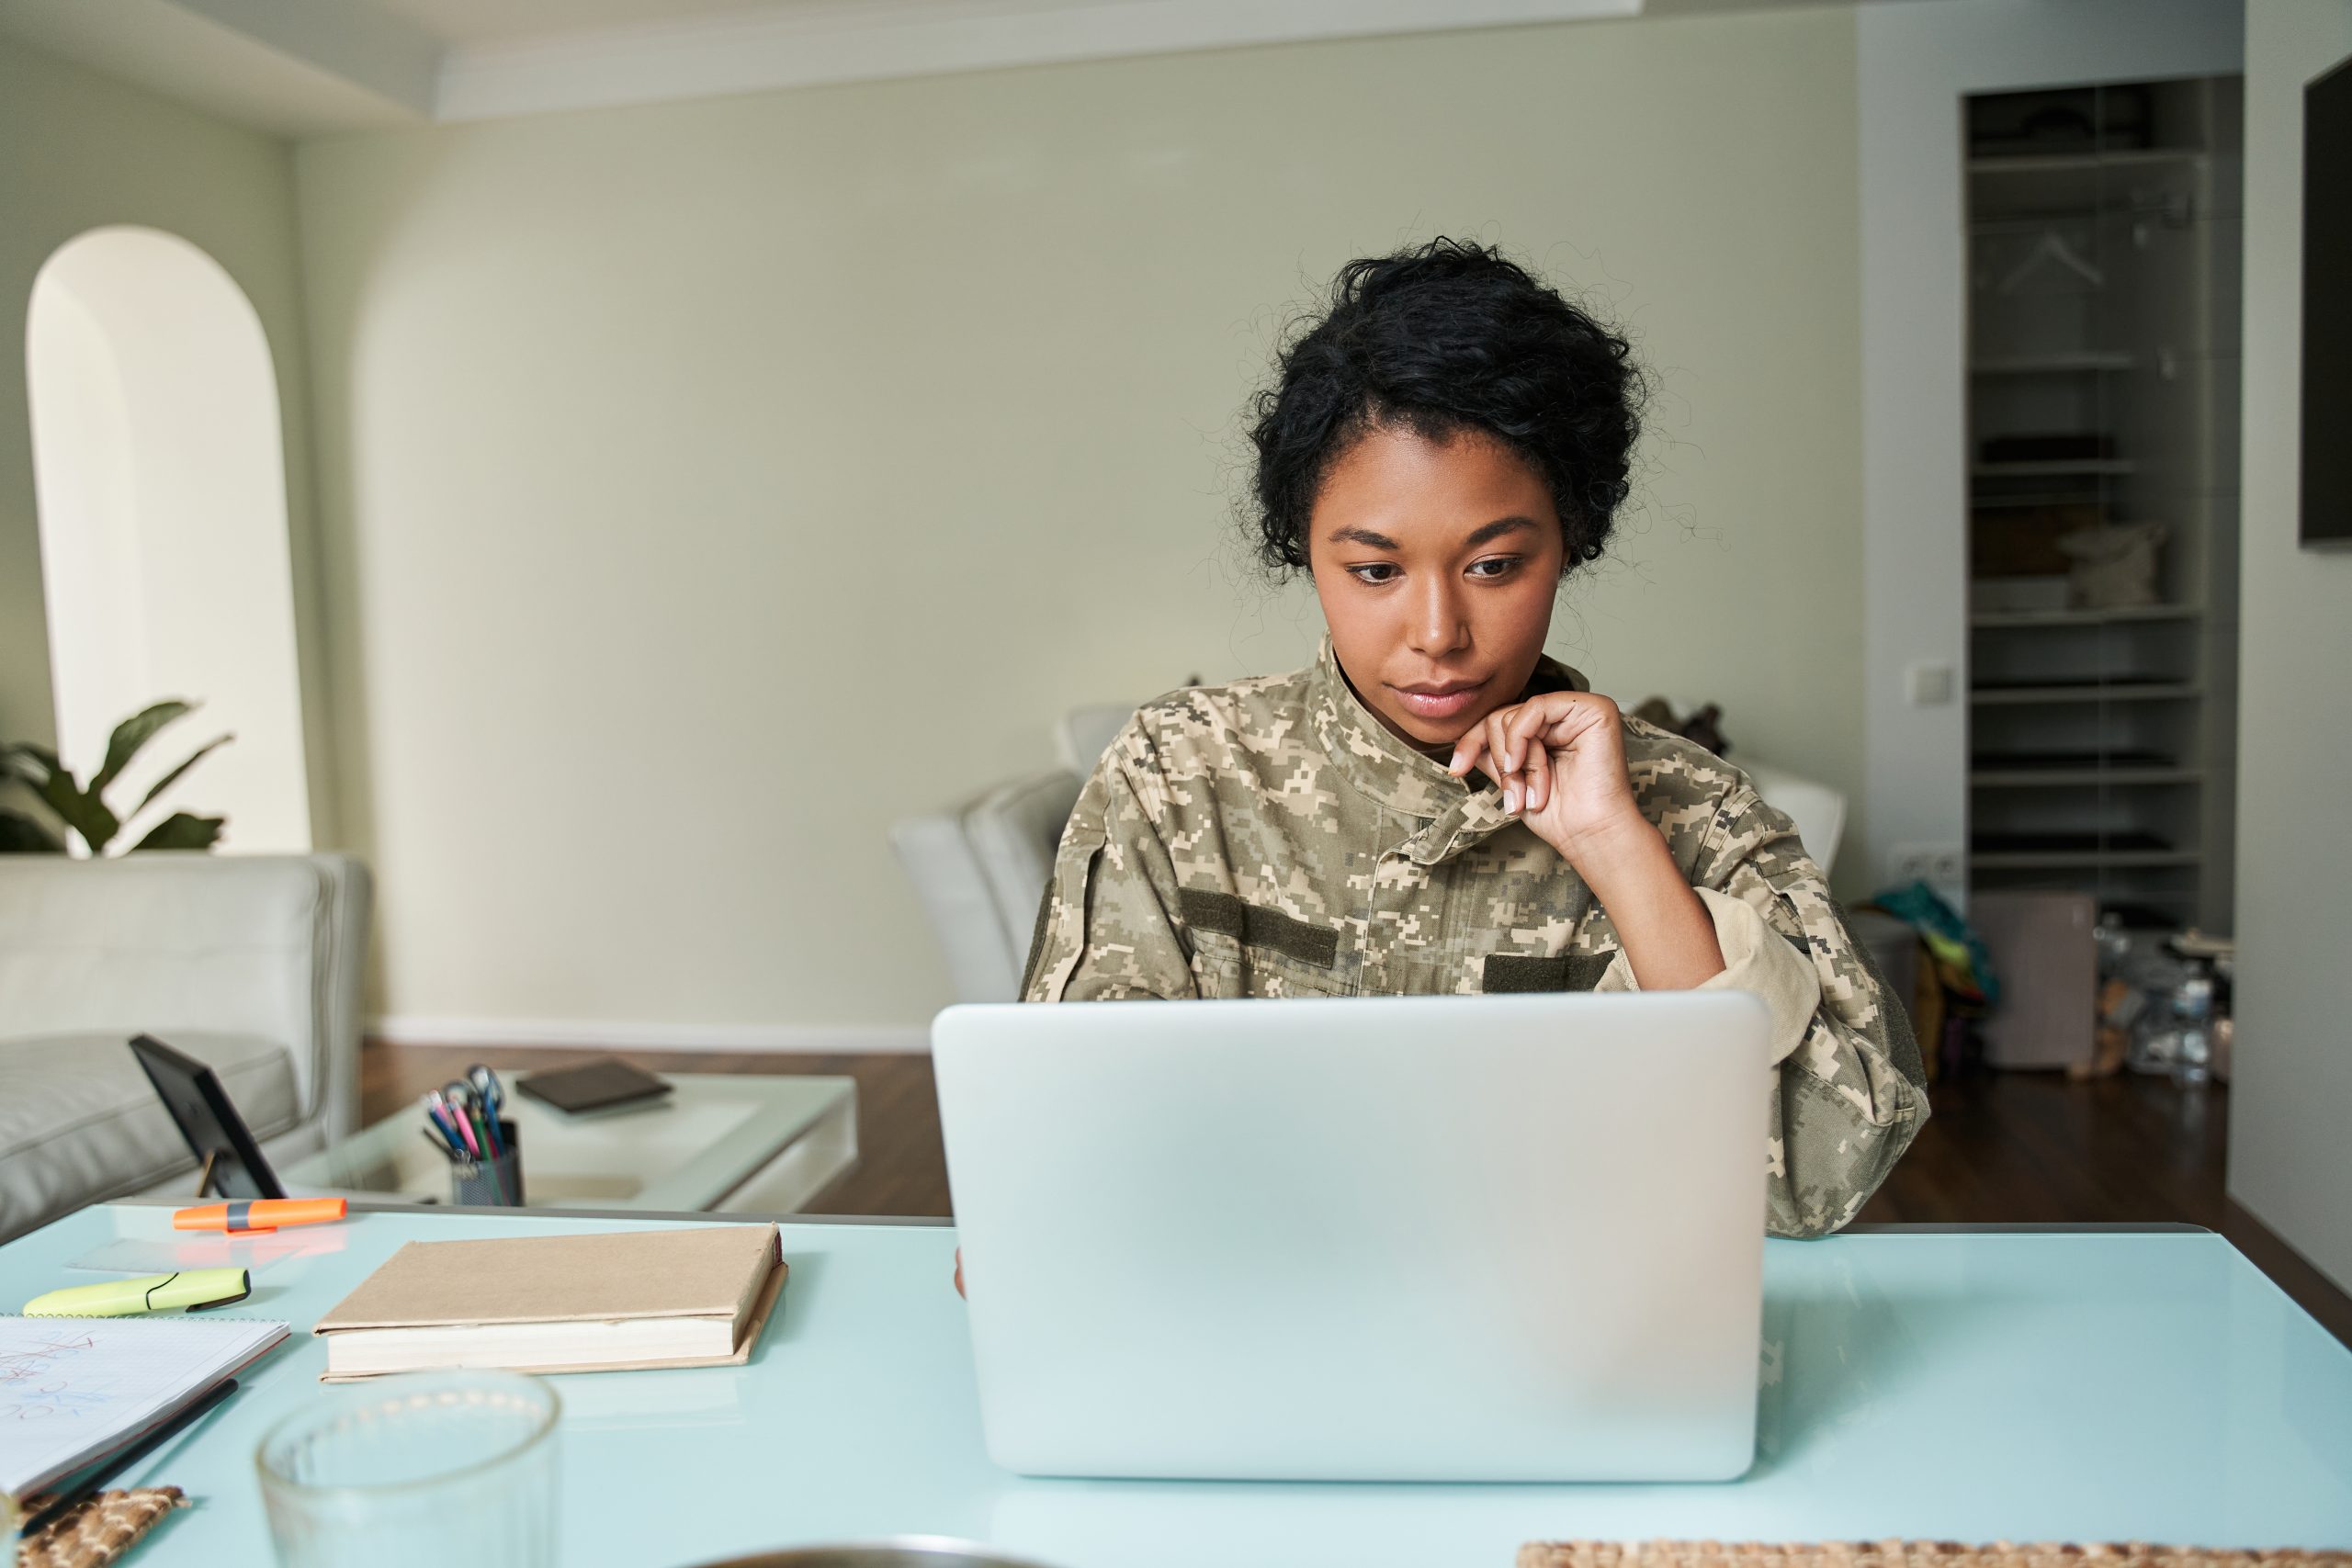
[1387,678,1487,721]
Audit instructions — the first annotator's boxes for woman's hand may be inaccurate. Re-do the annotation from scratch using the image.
[1446,691,1649,871]
[954,1247,966,1298]
[1449,691,1727,991]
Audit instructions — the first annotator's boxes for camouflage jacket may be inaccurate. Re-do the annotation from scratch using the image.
[1020,637,1928,1237]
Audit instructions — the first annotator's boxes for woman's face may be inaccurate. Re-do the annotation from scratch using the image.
[1307,424,1564,751]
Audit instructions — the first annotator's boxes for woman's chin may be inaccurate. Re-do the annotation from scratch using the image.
[1373,702,1482,754]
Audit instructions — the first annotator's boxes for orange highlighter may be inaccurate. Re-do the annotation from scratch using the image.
[174,1197,346,1234]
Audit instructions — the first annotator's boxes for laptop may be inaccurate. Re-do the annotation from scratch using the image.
[932,991,1771,1483]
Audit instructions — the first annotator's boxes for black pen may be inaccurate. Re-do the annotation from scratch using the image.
[18,1377,239,1540]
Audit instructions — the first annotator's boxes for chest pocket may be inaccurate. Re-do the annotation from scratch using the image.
[1179,888,1350,998]
[1483,952,1616,993]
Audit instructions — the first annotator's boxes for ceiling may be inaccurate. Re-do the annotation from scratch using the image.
[368,0,1101,50]
[0,0,1845,137]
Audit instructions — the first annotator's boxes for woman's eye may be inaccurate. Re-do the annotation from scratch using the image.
[1348,563,1400,584]
[1467,557,1523,580]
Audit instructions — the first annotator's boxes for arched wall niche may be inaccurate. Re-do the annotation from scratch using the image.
[26,224,311,852]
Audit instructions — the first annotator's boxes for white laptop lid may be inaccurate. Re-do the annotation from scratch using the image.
[933,991,1771,1483]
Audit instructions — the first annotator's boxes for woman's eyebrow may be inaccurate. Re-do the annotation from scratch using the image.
[1327,525,1401,549]
[1463,515,1538,548]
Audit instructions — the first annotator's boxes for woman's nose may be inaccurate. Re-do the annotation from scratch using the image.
[1407,578,1469,658]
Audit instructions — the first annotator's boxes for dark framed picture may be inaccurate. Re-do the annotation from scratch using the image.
[129,1033,286,1200]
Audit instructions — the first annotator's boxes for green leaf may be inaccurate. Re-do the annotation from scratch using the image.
[0,808,65,853]
[93,700,196,795]
[127,812,224,852]
[2,743,116,853]
[134,732,233,816]
[0,742,62,789]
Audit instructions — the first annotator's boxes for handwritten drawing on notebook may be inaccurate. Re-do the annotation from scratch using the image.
[0,1314,288,1500]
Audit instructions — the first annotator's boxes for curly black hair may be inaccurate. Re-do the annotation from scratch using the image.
[1247,237,1644,576]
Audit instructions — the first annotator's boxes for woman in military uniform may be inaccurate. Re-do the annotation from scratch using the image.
[1021,237,1927,1239]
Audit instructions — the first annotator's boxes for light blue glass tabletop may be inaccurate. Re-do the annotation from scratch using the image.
[5,1204,2347,1567]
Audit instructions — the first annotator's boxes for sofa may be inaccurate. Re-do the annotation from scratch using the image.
[0,852,371,1242]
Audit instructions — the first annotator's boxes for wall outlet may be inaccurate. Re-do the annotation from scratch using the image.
[1905,660,1957,706]
[1886,840,1966,889]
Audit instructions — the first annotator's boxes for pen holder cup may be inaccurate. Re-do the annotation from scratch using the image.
[453,1121,523,1207]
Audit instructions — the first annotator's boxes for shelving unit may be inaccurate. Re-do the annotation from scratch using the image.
[1962,79,2242,932]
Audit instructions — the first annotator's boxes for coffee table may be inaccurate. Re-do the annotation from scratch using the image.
[286,1071,857,1213]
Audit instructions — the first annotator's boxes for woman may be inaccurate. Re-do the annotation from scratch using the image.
[1022,238,1926,1239]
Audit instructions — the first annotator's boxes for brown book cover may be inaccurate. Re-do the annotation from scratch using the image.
[314,1224,784,1381]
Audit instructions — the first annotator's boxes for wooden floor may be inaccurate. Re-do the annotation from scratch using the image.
[1854,1068,2231,1227]
[363,1043,2227,1225]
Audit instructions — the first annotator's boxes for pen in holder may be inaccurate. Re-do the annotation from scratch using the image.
[454,1120,523,1207]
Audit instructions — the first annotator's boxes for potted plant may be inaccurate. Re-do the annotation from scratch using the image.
[0,700,232,854]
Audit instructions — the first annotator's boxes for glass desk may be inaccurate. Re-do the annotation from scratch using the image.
[286,1072,857,1213]
[5,1207,2346,1567]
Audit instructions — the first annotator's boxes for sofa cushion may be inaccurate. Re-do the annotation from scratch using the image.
[0,1031,299,1240]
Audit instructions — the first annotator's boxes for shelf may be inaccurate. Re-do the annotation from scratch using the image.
[1970,492,2122,512]
[1972,768,2202,787]
[1971,604,2202,628]
[1970,353,2139,375]
[1973,460,2139,479]
[1967,150,2209,228]
[1968,149,2211,175]
[1970,850,2204,870]
[1971,682,2201,705]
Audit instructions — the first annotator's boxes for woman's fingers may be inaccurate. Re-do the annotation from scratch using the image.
[1452,728,1512,794]
[1451,692,1630,824]
[1451,694,1610,815]
[1502,701,1560,774]
[1450,702,1558,813]
[1485,711,1522,810]
[1521,728,1552,814]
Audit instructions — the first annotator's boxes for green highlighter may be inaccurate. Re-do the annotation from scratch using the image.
[23,1268,252,1317]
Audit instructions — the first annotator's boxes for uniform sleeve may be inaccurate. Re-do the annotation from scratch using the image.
[1019,739,1199,1003]
[1603,784,1930,1238]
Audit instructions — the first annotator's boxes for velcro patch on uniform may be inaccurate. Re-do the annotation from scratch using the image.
[1178,888,1340,969]
[1482,952,1615,993]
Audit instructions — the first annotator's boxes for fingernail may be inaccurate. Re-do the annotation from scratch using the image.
[1503,785,1520,814]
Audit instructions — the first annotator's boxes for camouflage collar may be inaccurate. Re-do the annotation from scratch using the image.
[1306,637,1589,866]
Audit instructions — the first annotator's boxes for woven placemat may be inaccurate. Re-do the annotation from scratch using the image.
[1520,1545,2351,1568]
[17,1487,187,1568]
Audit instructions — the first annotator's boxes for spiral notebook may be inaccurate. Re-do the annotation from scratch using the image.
[0,1314,288,1501]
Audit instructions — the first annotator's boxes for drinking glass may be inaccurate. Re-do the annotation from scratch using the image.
[255,1371,559,1568]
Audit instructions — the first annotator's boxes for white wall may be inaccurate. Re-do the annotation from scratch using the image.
[296,6,1871,1041]
[28,227,313,852]
[0,38,337,845]
[2226,0,2352,1296]
[1854,0,2245,897]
